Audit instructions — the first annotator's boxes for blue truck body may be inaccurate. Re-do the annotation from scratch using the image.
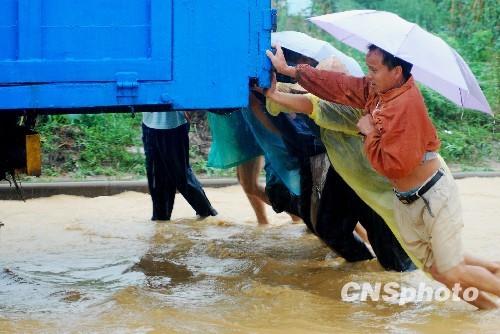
[0,0,274,113]
[0,0,276,180]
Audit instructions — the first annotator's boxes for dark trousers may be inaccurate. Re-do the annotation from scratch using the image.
[297,156,315,233]
[316,166,415,272]
[142,123,217,220]
[263,159,301,218]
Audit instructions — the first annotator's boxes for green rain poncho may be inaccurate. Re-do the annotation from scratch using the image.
[267,83,450,271]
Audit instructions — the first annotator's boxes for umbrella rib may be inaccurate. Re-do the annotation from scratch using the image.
[460,88,464,110]
[340,34,354,43]
[394,24,418,56]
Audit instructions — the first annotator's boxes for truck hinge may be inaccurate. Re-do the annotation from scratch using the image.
[262,8,278,32]
[271,8,277,32]
[116,72,139,97]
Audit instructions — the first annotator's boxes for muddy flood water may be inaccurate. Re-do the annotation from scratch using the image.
[1,178,499,333]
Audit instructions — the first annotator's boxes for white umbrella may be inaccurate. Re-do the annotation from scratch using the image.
[271,30,365,77]
[308,10,492,114]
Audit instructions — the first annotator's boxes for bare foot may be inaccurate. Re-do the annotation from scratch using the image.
[288,213,302,223]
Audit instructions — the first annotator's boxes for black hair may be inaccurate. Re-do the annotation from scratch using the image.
[367,44,413,81]
[276,48,319,84]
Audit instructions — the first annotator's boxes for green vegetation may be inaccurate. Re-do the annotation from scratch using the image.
[37,112,237,180]
[37,113,145,179]
[37,0,498,179]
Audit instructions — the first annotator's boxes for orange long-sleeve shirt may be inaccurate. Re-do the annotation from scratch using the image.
[296,64,440,179]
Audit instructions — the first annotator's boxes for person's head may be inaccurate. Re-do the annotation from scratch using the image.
[316,56,349,74]
[366,44,413,94]
[276,48,319,84]
[290,56,349,93]
[282,48,318,67]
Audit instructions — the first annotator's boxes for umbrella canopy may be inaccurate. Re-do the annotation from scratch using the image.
[271,30,364,77]
[308,10,492,114]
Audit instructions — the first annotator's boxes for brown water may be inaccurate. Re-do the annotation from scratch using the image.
[1,180,499,333]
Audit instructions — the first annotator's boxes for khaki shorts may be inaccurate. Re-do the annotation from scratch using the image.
[394,171,464,273]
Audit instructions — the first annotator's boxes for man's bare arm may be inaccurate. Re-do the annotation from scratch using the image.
[262,72,313,115]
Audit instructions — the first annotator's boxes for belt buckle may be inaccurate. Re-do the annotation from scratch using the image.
[394,189,416,205]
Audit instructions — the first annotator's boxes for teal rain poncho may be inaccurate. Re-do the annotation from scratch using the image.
[208,108,301,195]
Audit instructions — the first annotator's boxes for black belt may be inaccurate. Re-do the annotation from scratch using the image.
[394,169,444,204]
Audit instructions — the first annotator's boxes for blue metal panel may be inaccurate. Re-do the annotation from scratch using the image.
[0,0,18,60]
[0,0,273,112]
[0,0,172,83]
[162,0,273,110]
[162,0,250,110]
[249,3,276,88]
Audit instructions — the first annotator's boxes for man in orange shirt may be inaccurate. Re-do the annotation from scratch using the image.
[266,44,500,309]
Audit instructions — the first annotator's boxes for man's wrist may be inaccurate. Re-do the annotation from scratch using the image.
[285,65,297,79]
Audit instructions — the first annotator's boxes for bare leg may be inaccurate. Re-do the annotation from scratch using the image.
[244,193,270,225]
[237,156,270,224]
[465,253,500,278]
[354,223,370,244]
[430,262,500,310]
